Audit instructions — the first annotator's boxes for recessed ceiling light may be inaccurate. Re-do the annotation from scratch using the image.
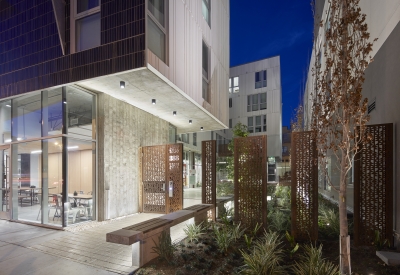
[5,104,11,107]
[200,127,203,130]
[173,111,177,116]
[189,120,192,124]
[152,99,156,104]
[120,81,125,88]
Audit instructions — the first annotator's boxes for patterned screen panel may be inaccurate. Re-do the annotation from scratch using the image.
[202,140,216,220]
[142,145,167,213]
[291,131,318,241]
[234,136,267,229]
[354,123,393,246]
[166,144,183,213]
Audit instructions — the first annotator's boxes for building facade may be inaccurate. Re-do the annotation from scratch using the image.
[303,0,400,245]
[229,57,282,181]
[0,0,229,227]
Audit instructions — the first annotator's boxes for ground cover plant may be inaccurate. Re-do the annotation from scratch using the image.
[136,195,400,275]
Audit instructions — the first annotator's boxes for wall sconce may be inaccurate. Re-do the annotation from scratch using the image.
[189,120,192,124]
[120,81,125,88]
[173,111,177,116]
[152,99,156,104]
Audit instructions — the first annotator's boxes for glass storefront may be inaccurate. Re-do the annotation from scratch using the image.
[0,86,96,227]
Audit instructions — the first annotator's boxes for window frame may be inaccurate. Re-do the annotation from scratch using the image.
[70,0,101,54]
[247,115,267,133]
[147,0,168,64]
[247,92,267,112]
[202,40,211,103]
[229,98,232,108]
[202,0,211,27]
[229,76,239,93]
[255,70,267,89]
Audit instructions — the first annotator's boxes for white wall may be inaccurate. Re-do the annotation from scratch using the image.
[229,57,282,158]
[147,0,230,127]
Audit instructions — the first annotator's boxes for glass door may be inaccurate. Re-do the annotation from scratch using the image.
[0,146,10,219]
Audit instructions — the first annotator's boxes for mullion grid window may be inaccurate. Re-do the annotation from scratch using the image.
[247,92,266,112]
[229,77,239,93]
[247,115,266,133]
[255,70,267,89]
[202,0,211,27]
[202,40,210,102]
[147,0,167,62]
[74,0,101,53]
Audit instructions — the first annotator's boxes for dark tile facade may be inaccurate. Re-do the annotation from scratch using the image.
[0,0,145,99]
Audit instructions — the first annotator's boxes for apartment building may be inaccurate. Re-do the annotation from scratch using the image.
[0,0,229,227]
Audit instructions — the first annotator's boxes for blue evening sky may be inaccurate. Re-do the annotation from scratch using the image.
[230,0,314,127]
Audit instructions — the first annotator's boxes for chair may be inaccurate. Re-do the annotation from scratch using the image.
[66,201,81,224]
[49,195,62,220]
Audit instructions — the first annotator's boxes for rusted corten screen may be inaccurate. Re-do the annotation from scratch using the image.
[142,145,167,213]
[291,131,318,241]
[354,123,393,246]
[166,144,183,213]
[202,140,216,220]
[234,136,267,229]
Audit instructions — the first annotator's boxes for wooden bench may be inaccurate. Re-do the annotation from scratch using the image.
[106,204,212,268]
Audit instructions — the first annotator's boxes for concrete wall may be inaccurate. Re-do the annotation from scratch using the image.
[97,94,169,220]
[147,0,230,127]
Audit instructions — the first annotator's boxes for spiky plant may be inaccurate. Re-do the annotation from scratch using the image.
[292,244,339,275]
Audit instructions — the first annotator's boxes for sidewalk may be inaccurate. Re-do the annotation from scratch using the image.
[0,212,189,275]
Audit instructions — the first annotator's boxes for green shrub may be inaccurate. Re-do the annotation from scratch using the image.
[213,224,234,254]
[240,231,285,275]
[291,244,339,275]
[268,210,290,232]
[318,207,340,237]
[183,222,204,243]
[151,231,177,262]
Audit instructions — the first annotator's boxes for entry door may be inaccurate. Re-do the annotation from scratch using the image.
[0,146,10,219]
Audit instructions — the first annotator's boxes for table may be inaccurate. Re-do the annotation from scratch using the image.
[19,187,56,206]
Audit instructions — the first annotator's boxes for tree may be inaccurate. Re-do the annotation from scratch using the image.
[225,122,249,180]
[311,0,375,274]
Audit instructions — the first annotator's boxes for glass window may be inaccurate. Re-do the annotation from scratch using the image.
[252,94,258,111]
[202,0,211,27]
[255,70,267,89]
[44,88,63,137]
[0,100,11,144]
[148,0,165,27]
[230,76,239,93]
[148,17,166,62]
[169,124,176,144]
[260,93,266,110]
[77,0,99,14]
[247,117,253,133]
[202,78,209,103]
[67,139,95,224]
[11,91,42,141]
[229,119,232,129]
[263,115,267,132]
[193,133,197,146]
[255,116,261,132]
[229,98,232,108]
[202,41,209,79]
[76,12,100,52]
[67,86,95,140]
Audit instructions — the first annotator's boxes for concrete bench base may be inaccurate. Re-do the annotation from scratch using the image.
[106,204,213,268]
[376,251,400,266]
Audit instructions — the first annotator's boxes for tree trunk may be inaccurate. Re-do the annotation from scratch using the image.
[339,132,351,274]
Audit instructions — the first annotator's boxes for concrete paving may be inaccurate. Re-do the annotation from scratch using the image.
[0,212,192,275]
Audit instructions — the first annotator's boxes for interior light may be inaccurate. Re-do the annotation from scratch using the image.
[120,81,125,88]
[189,120,192,124]
[17,138,22,141]
[5,105,11,107]
[63,98,67,104]
[173,111,177,116]
[55,142,58,145]
[5,139,11,143]
[67,146,79,150]
[31,150,42,154]
[152,99,156,104]
[200,127,203,131]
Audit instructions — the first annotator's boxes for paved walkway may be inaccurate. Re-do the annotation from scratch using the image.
[0,212,190,275]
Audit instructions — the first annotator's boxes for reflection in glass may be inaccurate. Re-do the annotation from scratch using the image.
[11,91,42,141]
[67,86,95,140]
[76,12,101,52]
[148,17,166,62]
[148,0,165,27]
[77,0,99,14]
[0,100,11,144]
